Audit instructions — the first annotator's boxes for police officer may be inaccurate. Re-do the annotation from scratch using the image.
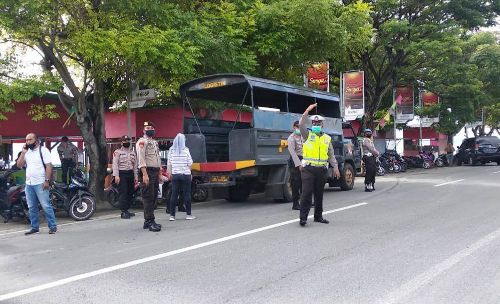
[287,120,303,210]
[136,122,162,232]
[57,136,79,184]
[112,135,138,219]
[362,129,379,192]
[298,103,340,226]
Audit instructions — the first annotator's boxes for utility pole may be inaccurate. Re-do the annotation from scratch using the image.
[418,89,423,152]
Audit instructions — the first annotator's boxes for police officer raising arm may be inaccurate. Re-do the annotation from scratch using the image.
[136,122,163,232]
[112,135,138,219]
[298,103,340,227]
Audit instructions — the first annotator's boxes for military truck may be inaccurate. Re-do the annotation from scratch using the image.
[179,74,356,202]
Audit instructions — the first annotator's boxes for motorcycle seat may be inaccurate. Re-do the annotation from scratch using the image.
[53,182,68,189]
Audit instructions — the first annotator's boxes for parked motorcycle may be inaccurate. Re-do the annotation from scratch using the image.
[376,158,386,176]
[435,154,449,167]
[418,151,434,169]
[0,169,28,223]
[41,168,96,221]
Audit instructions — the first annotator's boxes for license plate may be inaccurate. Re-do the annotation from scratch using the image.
[210,175,229,183]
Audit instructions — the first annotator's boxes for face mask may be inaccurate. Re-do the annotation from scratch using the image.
[145,130,155,137]
[311,126,321,134]
[27,143,37,150]
[122,142,130,148]
[294,129,301,135]
[366,134,372,138]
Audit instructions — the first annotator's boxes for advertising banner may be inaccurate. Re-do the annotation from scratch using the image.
[342,71,364,120]
[421,90,440,123]
[306,62,329,91]
[395,86,414,123]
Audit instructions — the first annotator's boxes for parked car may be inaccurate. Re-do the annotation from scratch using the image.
[455,136,500,166]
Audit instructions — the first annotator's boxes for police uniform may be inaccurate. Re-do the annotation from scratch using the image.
[287,122,303,210]
[112,135,137,217]
[362,130,379,191]
[57,140,79,184]
[298,114,339,225]
[136,121,162,231]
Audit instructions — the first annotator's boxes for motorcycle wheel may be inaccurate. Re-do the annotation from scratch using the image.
[68,196,96,221]
[393,163,401,173]
[423,161,431,169]
[192,186,208,202]
[376,166,386,176]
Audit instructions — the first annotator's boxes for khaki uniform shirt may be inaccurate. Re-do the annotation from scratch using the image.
[57,142,79,163]
[136,136,161,169]
[112,147,138,180]
[287,133,303,167]
[362,137,379,157]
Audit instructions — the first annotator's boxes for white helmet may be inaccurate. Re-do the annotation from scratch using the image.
[310,115,325,122]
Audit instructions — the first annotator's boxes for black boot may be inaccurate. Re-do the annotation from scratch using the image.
[143,219,161,232]
[292,202,300,210]
[371,183,375,191]
[365,185,372,192]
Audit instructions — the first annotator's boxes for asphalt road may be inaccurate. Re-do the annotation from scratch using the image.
[1,165,499,304]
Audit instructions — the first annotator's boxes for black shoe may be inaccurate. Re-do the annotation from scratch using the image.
[371,184,375,191]
[49,228,57,234]
[143,220,151,229]
[24,229,39,235]
[299,220,307,226]
[365,187,373,192]
[127,211,135,217]
[121,212,131,219]
[292,203,300,210]
[314,218,329,224]
[149,220,161,232]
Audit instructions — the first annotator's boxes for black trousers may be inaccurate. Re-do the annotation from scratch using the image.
[364,155,376,185]
[299,166,328,221]
[289,166,302,206]
[170,174,192,216]
[61,159,75,184]
[139,167,159,220]
[118,170,134,212]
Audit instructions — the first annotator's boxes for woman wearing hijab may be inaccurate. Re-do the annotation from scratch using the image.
[167,133,195,221]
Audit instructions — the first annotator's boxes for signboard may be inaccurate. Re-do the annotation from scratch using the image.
[306,62,329,91]
[342,71,364,121]
[130,88,156,109]
[421,90,440,123]
[395,86,414,123]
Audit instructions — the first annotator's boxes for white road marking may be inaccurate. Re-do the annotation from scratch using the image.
[434,179,464,187]
[492,170,500,174]
[378,226,500,304]
[0,202,368,301]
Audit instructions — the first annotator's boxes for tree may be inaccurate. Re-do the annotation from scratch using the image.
[341,0,499,128]
[0,0,200,200]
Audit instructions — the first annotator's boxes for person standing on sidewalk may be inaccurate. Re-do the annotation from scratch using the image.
[445,142,455,166]
[136,122,162,232]
[167,133,195,221]
[17,133,57,235]
[287,120,303,210]
[57,136,79,184]
[362,129,379,192]
[112,135,138,219]
[298,103,340,227]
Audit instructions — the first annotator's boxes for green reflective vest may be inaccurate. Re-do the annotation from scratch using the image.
[303,132,331,166]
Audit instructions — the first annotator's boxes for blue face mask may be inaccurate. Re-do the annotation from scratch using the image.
[311,126,321,134]
[294,129,301,135]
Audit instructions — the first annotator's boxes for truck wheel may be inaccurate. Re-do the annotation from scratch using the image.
[226,184,251,202]
[340,163,355,191]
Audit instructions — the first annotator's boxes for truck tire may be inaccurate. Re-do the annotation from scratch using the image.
[226,184,251,202]
[340,163,355,191]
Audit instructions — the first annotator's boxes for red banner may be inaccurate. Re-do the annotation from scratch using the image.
[422,90,439,107]
[395,86,414,122]
[343,71,364,120]
[306,62,329,91]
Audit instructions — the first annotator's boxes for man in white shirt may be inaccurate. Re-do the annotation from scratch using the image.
[17,133,57,235]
